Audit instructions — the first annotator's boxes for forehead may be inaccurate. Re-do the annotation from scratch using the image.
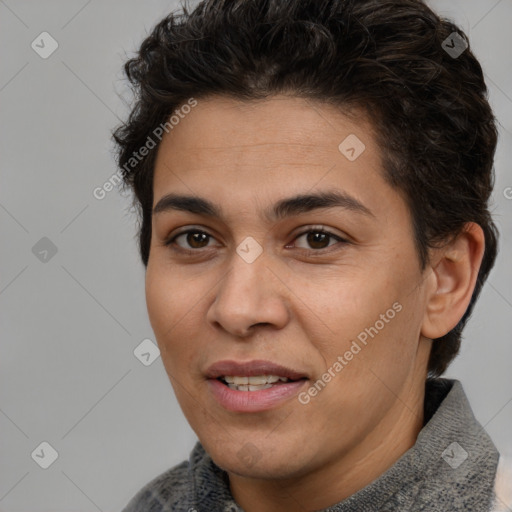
[150,95,409,231]
[157,95,376,154]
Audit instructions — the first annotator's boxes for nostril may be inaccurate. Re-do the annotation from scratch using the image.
[250,322,271,329]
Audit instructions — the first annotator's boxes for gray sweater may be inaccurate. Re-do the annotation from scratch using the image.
[122,379,501,511]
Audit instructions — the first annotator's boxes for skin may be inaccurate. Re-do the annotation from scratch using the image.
[145,95,485,512]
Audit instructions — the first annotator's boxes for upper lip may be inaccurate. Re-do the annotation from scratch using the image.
[205,359,308,380]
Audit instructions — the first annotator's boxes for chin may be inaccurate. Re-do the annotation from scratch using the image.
[215,452,302,479]
[203,436,312,480]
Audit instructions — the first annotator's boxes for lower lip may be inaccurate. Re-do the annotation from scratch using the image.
[207,379,308,412]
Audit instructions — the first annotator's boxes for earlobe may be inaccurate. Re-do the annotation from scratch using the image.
[421,222,485,340]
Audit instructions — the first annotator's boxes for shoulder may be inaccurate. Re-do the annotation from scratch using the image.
[491,453,512,512]
[121,459,194,512]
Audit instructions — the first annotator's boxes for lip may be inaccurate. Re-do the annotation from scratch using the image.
[207,378,308,412]
[205,359,308,380]
[205,359,309,412]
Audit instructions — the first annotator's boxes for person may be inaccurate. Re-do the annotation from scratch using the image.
[112,0,511,510]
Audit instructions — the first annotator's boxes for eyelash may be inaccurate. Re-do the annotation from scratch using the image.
[163,227,349,256]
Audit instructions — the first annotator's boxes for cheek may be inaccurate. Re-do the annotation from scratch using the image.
[314,268,422,388]
[145,262,215,378]
[314,312,419,436]
[145,264,192,358]
[314,277,400,340]
[338,293,424,400]
[146,259,195,329]
[145,270,172,335]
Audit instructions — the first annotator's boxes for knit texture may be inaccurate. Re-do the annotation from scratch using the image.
[122,379,500,511]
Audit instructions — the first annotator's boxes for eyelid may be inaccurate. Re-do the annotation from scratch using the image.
[292,225,349,242]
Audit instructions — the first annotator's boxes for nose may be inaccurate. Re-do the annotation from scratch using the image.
[206,248,290,338]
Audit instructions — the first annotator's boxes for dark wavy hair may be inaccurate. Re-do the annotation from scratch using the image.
[112,0,499,377]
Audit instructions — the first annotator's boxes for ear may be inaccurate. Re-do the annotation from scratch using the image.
[421,222,485,339]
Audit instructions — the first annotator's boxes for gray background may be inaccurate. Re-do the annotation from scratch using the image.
[1,1,511,510]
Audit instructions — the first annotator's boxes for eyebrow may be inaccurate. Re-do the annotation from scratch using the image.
[152,190,374,222]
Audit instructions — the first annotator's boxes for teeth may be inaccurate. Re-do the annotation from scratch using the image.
[249,384,272,391]
[222,375,291,391]
[227,384,273,391]
[223,375,289,385]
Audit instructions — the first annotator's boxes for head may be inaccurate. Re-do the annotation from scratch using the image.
[113,0,498,486]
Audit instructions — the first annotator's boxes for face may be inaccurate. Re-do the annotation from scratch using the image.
[146,95,433,481]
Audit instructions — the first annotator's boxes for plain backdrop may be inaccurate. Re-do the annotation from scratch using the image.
[1,1,511,510]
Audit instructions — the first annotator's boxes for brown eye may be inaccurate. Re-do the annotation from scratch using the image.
[292,229,347,251]
[165,229,215,251]
[305,231,331,249]
[184,231,210,249]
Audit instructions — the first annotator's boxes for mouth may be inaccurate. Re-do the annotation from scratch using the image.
[216,374,306,391]
[205,360,309,412]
